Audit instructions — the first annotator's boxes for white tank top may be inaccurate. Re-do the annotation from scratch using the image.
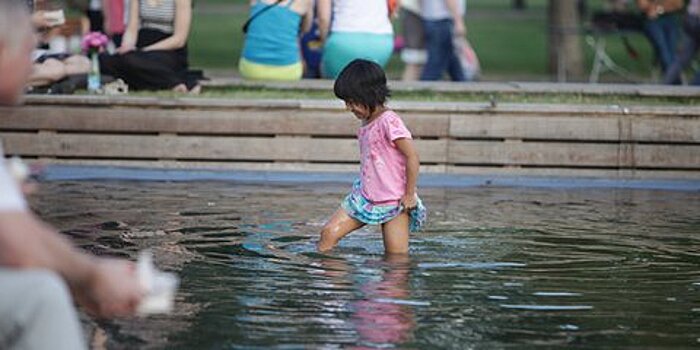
[331,0,393,35]
[421,0,466,21]
[401,0,421,13]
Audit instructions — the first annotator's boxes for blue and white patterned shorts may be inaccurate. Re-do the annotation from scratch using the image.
[341,179,427,232]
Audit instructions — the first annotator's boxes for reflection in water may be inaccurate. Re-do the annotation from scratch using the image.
[28,180,700,349]
[322,255,416,349]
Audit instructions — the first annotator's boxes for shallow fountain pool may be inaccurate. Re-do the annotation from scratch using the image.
[30,177,700,349]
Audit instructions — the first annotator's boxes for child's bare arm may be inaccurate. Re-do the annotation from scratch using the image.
[395,138,419,209]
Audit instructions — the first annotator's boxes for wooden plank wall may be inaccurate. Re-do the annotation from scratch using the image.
[1,97,698,179]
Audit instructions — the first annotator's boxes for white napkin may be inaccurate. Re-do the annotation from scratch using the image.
[7,156,29,183]
[136,250,179,315]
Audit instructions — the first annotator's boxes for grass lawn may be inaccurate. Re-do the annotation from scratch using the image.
[189,0,660,82]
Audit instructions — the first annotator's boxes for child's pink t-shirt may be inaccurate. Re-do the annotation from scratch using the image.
[358,110,412,204]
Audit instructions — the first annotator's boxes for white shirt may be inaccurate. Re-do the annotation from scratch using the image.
[0,144,27,212]
[331,0,393,35]
[401,0,421,13]
[89,0,102,10]
[421,0,466,21]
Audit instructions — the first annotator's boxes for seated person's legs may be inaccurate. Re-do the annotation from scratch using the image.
[101,51,191,91]
[63,55,90,76]
[27,58,66,87]
[27,55,90,88]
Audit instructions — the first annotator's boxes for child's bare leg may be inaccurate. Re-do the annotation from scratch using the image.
[318,208,364,252]
[381,212,410,254]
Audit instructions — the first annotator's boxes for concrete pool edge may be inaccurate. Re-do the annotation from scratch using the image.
[38,164,700,191]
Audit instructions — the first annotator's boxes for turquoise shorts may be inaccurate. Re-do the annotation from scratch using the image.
[322,32,394,79]
[341,179,427,232]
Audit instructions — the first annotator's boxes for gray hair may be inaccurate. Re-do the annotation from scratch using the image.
[0,0,33,54]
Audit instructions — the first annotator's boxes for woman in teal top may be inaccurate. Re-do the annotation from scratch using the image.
[239,0,313,81]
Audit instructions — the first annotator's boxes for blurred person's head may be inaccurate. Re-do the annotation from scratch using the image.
[0,0,35,105]
[334,59,391,120]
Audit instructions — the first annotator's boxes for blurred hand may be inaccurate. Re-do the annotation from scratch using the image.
[75,259,143,318]
[454,20,466,37]
[400,193,417,212]
[20,181,37,196]
[31,11,51,29]
[117,44,136,54]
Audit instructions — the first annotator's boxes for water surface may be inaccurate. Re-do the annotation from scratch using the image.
[30,180,700,349]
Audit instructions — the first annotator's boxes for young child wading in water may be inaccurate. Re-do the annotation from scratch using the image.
[318,59,427,254]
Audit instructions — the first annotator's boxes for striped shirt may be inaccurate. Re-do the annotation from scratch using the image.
[140,0,176,33]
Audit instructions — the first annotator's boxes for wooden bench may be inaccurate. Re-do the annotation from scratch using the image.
[1,95,698,179]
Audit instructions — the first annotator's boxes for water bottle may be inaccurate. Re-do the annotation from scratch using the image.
[87,52,101,93]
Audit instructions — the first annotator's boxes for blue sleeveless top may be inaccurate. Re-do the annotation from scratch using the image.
[242,0,302,66]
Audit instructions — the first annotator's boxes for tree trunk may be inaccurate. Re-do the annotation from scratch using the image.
[548,0,584,82]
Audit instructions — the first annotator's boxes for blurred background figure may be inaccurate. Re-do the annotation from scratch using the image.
[0,0,36,104]
[99,0,200,92]
[85,0,104,32]
[104,0,129,47]
[317,0,394,78]
[301,0,323,79]
[399,0,427,81]
[25,0,91,92]
[636,0,683,77]
[664,0,700,84]
[239,0,313,81]
[420,0,468,81]
[0,3,143,350]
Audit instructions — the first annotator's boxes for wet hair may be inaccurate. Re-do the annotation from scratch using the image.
[333,59,391,113]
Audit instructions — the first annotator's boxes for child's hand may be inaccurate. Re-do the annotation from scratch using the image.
[400,193,418,212]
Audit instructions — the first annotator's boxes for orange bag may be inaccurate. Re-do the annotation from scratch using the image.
[388,0,398,16]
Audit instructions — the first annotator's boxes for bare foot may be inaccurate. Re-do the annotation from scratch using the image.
[172,83,188,93]
[188,84,201,95]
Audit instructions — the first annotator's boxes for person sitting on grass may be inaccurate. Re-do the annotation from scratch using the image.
[318,59,428,255]
[98,0,199,93]
[22,2,91,92]
[239,0,314,81]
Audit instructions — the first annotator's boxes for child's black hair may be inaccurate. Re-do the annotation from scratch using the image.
[333,59,391,113]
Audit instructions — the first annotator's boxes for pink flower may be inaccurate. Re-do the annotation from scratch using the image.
[81,32,109,53]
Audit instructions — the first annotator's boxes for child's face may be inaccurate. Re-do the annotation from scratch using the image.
[345,101,371,120]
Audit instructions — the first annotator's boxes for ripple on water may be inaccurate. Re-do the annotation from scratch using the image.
[533,292,583,297]
[418,262,527,270]
[30,180,700,349]
[499,304,594,311]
